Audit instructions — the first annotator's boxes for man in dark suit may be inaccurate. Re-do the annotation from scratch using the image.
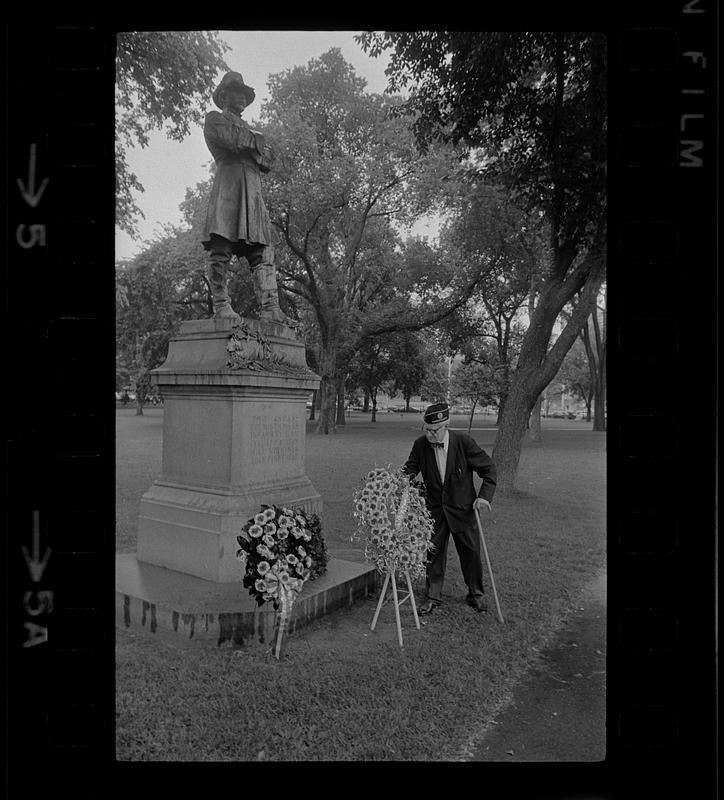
[403,402,497,614]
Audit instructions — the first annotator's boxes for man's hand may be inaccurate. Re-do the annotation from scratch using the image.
[473,497,491,513]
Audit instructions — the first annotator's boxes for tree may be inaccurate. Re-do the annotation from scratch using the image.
[561,285,606,429]
[115,220,220,414]
[359,31,607,489]
[585,285,606,432]
[449,360,497,435]
[440,185,545,424]
[386,332,429,412]
[258,49,485,434]
[346,337,397,423]
[557,337,593,418]
[115,31,229,236]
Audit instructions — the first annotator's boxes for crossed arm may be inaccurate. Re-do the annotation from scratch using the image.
[204,112,275,171]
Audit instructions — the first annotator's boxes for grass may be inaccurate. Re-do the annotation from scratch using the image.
[116,408,605,761]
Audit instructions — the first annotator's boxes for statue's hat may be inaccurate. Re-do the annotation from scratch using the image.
[213,71,256,109]
[423,402,450,424]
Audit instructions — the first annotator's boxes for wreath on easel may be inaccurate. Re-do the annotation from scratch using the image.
[351,465,434,645]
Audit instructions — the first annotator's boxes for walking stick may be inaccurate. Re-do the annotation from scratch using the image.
[474,507,505,624]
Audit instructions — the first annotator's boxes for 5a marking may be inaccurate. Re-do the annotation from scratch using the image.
[22,510,53,648]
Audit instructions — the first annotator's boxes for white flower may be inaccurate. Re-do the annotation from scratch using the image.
[257,561,270,576]
[263,507,276,522]
[254,513,267,526]
[255,578,267,592]
[297,546,307,558]
[277,527,289,540]
[248,524,264,538]
[263,533,276,548]
[286,553,299,565]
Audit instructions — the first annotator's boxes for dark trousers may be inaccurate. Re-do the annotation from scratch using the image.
[426,516,485,603]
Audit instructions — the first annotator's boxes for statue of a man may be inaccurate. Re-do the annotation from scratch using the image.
[201,71,284,323]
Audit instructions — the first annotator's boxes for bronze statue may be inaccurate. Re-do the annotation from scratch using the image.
[201,71,285,323]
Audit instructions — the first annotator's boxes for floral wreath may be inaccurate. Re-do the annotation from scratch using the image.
[351,465,434,579]
[236,504,328,610]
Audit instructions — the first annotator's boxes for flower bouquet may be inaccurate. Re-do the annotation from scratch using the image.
[236,504,328,658]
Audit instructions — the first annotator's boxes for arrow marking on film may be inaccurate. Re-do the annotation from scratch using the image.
[17,143,49,208]
[22,510,51,583]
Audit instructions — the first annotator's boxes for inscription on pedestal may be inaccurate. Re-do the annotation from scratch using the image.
[249,414,303,466]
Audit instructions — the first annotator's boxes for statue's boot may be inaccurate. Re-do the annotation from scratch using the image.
[207,256,241,323]
[249,245,289,324]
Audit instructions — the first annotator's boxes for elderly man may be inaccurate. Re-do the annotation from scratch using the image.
[403,402,497,614]
[201,71,284,323]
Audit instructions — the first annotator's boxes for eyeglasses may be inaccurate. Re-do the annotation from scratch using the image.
[422,424,447,435]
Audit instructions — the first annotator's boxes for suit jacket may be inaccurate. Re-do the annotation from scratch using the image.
[403,430,496,532]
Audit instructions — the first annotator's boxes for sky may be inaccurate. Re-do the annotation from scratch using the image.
[115,30,434,262]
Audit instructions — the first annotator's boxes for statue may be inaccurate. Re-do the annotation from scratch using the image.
[201,71,285,323]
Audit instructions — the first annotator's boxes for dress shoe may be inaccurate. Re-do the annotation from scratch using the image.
[419,600,440,615]
[467,597,488,613]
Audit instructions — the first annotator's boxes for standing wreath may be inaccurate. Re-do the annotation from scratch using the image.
[237,504,328,658]
[351,465,434,579]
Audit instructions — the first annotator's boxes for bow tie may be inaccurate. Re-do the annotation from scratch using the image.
[430,441,444,449]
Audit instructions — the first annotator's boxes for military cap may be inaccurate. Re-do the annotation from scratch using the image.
[423,402,450,424]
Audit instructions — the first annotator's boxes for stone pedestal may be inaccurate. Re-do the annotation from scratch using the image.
[116,554,377,648]
[137,317,321,582]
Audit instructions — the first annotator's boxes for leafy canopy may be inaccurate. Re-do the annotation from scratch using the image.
[115,31,229,235]
[357,31,606,255]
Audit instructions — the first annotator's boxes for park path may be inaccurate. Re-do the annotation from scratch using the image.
[465,567,606,761]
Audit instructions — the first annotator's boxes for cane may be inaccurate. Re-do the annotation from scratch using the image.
[474,507,505,624]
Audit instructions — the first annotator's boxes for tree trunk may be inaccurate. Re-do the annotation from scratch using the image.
[491,386,533,491]
[593,351,606,431]
[528,394,543,442]
[336,378,346,426]
[362,390,370,413]
[309,389,317,421]
[370,388,378,423]
[405,390,411,412]
[467,399,478,435]
[592,288,606,432]
[316,346,338,434]
[493,239,605,491]
[496,391,506,427]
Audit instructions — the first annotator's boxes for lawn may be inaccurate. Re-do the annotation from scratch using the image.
[116,408,605,761]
